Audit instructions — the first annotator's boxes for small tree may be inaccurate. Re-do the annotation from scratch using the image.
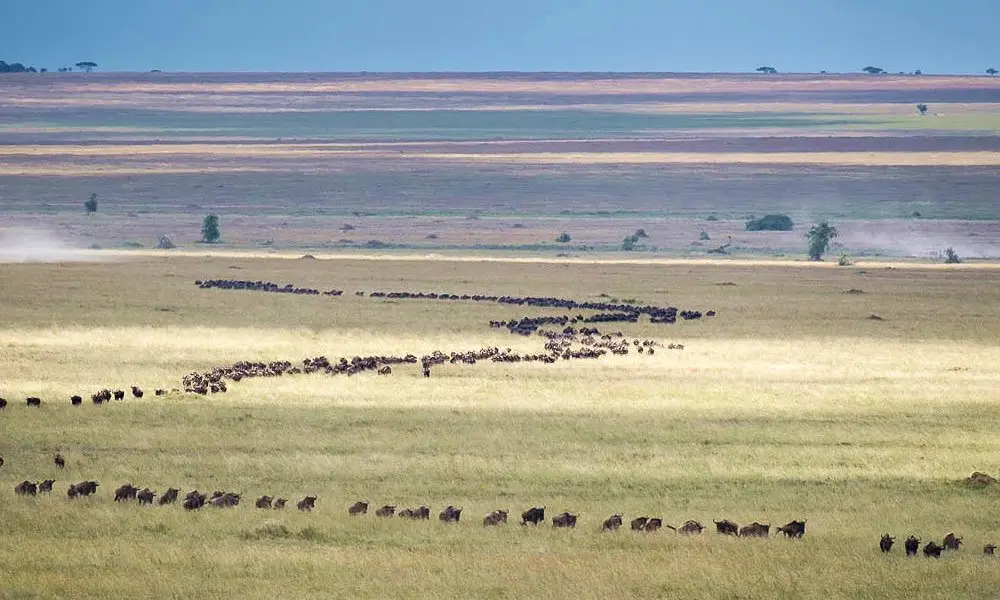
[944,247,962,264]
[634,228,648,238]
[84,193,98,214]
[755,66,778,74]
[916,103,928,115]
[699,231,711,241]
[805,221,838,261]
[201,215,221,243]
[555,232,571,243]
[987,68,998,76]
[746,214,794,231]
[862,66,885,75]
[621,235,638,251]
[75,61,98,73]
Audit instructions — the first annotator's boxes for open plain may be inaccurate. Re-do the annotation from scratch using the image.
[1,72,1000,599]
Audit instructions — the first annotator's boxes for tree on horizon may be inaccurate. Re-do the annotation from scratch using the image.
[75,61,98,73]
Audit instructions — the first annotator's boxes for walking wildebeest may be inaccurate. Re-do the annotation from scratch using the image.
[183,491,207,510]
[256,495,273,509]
[880,534,895,552]
[375,505,396,518]
[38,479,55,493]
[904,536,920,557]
[137,488,156,504]
[113,390,125,401]
[601,514,623,532]
[670,520,705,535]
[631,517,649,531]
[0,456,4,468]
[68,481,98,499]
[483,510,509,526]
[943,533,963,550]
[26,397,41,407]
[923,541,943,558]
[643,518,663,532]
[54,453,65,468]
[159,488,179,505]
[739,522,770,538]
[297,496,317,511]
[714,519,739,536]
[521,507,545,526]
[70,395,82,406]
[131,386,143,398]
[985,544,996,556]
[0,398,7,409]
[348,501,368,516]
[155,389,167,396]
[776,520,806,539]
[439,506,462,523]
[114,484,138,502]
[272,498,287,510]
[15,481,38,495]
[377,366,391,375]
[552,512,578,528]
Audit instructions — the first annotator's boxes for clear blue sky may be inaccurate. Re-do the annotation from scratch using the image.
[4,0,998,73]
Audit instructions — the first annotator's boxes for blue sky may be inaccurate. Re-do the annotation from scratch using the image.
[4,0,998,73]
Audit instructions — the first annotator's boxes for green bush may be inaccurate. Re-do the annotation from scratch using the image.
[745,214,794,231]
[944,248,962,264]
[699,231,711,241]
[555,233,571,243]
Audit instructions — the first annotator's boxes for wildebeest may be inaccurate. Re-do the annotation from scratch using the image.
[131,386,143,398]
[210,492,240,507]
[15,481,38,495]
[601,514,623,532]
[985,544,996,556]
[739,522,770,538]
[714,519,739,536]
[377,366,392,375]
[0,456,4,468]
[880,534,895,552]
[439,505,462,523]
[159,488,179,505]
[113,390,125,401]
[255,495,273,509]
[923,541,943,558]
[643,518,663,532]
[155,389,167,396]
[776,520,806,539]
[297,496,317,511]
[114,483,138,502]
[70,395,82,406]
[92,389,111,404]
[552,512,578,528]
[942,533,963,550]
[68,480,98,499]
[375,505,396,518]
[0,397,7,409]
[54,453,65,468]
[483,509,509,526]
[670,520,705,535]
[26,397,41,407]
[521,506,545,526]
[348,501,368,516]
[38,479,55,493]
[137,488,156,504]
[904,536,920,557]
[183,491,207,510]
[272,498,287,510]
[631,517,649,531]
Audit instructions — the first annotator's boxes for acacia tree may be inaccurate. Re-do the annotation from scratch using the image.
[75,61,97,73]
[201,215,220,243]
[84,193,98,214]
[988,68,998,76]
[805,221,838,261]
[756,66,777,74]
[916,103,928,115]
[862,66,885,75]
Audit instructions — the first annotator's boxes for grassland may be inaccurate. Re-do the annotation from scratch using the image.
[2,256,1000,599]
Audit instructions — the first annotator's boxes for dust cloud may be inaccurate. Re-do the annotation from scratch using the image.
[0,228,105,263]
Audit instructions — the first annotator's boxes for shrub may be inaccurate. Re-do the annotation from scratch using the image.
[555,232,571,243]
[805,221,838,261]
[706,214,719,221]
[837,254,852,266]
[340,223,355,231]
[746,214,794,231]
[426,233,439,240]
[364,239,391,249]
[621,235,638,251]
[84,193,98,214]
[634,228,648,238]
[122,241,143,249]
[699,231,711,241]
[201,215,220,243]
[944,247,962,264]
[156,235,176,249]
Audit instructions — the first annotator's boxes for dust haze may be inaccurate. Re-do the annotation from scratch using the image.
[0,228,106,263]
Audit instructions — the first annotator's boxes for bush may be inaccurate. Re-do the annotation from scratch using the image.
[706,214,719,221]
[122,241,143,249]
[837,254,852,266]
[555,232,571,243]
[364,239,391,249]
[634,228,648,238]
[426,233,438,240]
[699,231,711,241]
[944,247,962,264]
[201,215,220,243]
[746,214,794,231]
[340,223,355,231]
[621,235,639,251]
[84,193,98,214]
[156,235,176,249]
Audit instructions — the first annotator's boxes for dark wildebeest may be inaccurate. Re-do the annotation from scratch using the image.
[348,501,368,516]
[159,488,179,505]
[904,536,920,557]
[670,520,705,535]
[297,496,317,511]
[211,492,240,507]
[114,484,138,502]
[15,481,38,495]
[69,481,98,498]
[377,366,392,375]
[601,514,623,532]
[183,491,207,510]
[776,520,806,539]
[439,506,462,523]
[39,479,55,494]
[631,517,649,531]
[552,512,578,528]
[643,518,663,532]
[155,389,167,396]
[0,456,4,468]
[521,507,545,526]
[113,390,125,401]
[483,510,509,526]
[131,386,143,398]
[54,453,65,468]
[26,397,41,407]
[256,495,273,509]
[880,534,895,553]
[70,395,82,406]
[923,541,943,558]
[739,523,770,538]
[0,397,7,409]
[375,505,396,518]
[137,488,156,504]
[714,519,739,536]
[273,498,287,510]
[984,544,996,556]
[422,368,431,378]
[942,533,963,550]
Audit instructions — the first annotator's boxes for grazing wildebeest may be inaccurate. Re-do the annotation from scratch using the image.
[880,534,895,553]
[256,495,273,509]
[114,484,138,502]
[671,520,705,535]
[631,517,649,531]
[183,491,207,510]
[39,479,55,493]
[643,518,663,532]
[985,544,996,556]
[26,397,41,407]
[439,506,462,523]
[113,390,125,401]
[739,522,770,538]
[375,505,395,518]
[942,533,963,550]
[0,397,7,409]
[521,507,545,526]
[155,389,167,396]
[272,498,287,510]
[923,541,943,558]
[297,496,317,511]
[904,536,920,557]
[211,492,240,507]
[714,519,739,536]
[159,488,179,505]
[776,520,806,539]
[377,366,392,375]
[601,514,623,532]
[131,386,143,398]
[483,510,509,526]
[70,395,82,406]
[348,501,368,516]
[15,481,38,495]
[54,453,65,468]
[137,488,156,504]
[552,512,578,528]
